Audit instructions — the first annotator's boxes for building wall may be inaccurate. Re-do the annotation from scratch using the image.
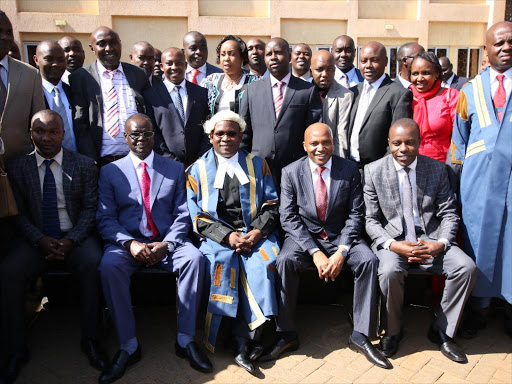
[2,0,506,75]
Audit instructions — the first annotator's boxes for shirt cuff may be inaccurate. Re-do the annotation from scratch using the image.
[338,245,350,253]
[438,238,450,251]
[307,247,320,256]
[383,239,395,250]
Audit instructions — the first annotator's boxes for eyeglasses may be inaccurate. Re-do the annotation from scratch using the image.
[212,131,239,139]
[127,131,155,140]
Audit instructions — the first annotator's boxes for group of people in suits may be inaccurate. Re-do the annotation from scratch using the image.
[0,6,510,383]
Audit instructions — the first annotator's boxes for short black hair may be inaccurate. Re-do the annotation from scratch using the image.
[216,35,248,66]
[408,51,442,80]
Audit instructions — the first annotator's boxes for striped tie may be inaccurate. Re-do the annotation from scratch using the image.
[274,81,285,117]
[104,70,120,139]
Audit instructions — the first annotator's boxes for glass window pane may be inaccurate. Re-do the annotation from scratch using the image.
[390,47,398,79]
[437,49,447,58]
[457,49,468,77]
[469,48,480,78]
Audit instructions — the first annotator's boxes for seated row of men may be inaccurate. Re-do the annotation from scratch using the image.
[0,109,477,384]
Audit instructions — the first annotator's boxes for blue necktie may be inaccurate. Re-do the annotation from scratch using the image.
[42,159,62,239]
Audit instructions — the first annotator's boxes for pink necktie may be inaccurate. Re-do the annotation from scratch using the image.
[494,74,506,122]
[274,81,284,117]
[104,70,120,138]
[141,162,160,240]
[315,166,328,240]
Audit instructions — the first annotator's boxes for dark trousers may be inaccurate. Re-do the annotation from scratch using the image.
[275,236,379,338]
[0,235,103,355]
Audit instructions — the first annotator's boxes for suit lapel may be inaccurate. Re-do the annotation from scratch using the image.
[276,76,296,125]
[326,157,341,219]
[88,63,103,123]
[385,156,403,225]
[348,82,364,139]
[415,156,426,226]
[299,158,316,218]
[264,79,277,125]
[185,81,194,123]
[150,154,166,208]
[156,82,182,127]
[361,77,390,129]
[61,149,75,219]
[2,57,21,120]
[119,156,142,206]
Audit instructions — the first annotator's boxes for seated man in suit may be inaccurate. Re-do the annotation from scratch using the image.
[364,118,477,363]
[70,26,150,165]
[262,123,390,369]
[348,42,412,168]
[130,41,160,87]
[187,110,280,375]
[439,57,468,91]
[0,110,106,383]
[34,40,77,152]
[311,50,353,159]
[291,43,313,82]
[97,114,211,383]
[332,35,362,89]
[395,42,424,88]
[58,35,85,85]
[183,31,222,87]
[144,47,210,167]
[240,37,322,188]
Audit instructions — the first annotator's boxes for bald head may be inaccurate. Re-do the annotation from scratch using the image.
[58,35,85,73]
[397,42,424,77]
[311,50,335,90]
[34,40,66,85]
[438,56,453,82]
[332,35,356,71]
[485,21,512,73]
[183,31,208,69]
[359,42,387,82]
[161,47,186,84]
[90,26,121,70]
[303,123,334,165]
[130,41,155,77]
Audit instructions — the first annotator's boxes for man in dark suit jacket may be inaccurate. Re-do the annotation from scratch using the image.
[260,123,390,369]
[35,40,77,152]
[129,41,161,87]
[70,26,150,164]
[144,48,210,167]
[0,110,106,383]
[348,42,412,167]
[439,57,468,91]
[364,119,476,363]
[240,37,322,187]
[183,31,223,87]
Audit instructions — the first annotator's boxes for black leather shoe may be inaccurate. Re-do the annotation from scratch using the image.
[259,336,299,362]
[5,352,28,384]
[249,342,264,362]
[428,326,467,364]
[98,346,141,384]
[82,338,109,371]
[348,336,392,369]
[379,330,404,358]
[233,337,256,375]
[175,341,213,374]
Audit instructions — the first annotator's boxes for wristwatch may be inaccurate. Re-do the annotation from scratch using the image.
[338,246,348,257]
[166,241,176,254]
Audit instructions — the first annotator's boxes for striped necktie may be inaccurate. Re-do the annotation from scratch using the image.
[402,167,417,242]
[42,159,62,239]
[104,70,120,138]
[141,162,160,240]
[174,85,185,126]
[274,81,285,117]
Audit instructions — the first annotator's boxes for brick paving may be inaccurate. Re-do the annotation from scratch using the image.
[14,302,512,384]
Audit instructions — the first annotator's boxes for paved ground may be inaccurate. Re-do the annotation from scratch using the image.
[15,301,512,384]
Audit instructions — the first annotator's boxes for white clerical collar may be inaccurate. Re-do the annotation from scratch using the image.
[35,148,63,167]
[129,150,154,170]
[213,151,249,189]
[270,72,291,88]
[186,62,207,75]
[392,156,417,172]
[489,66,512,84]
[308,157,332,174]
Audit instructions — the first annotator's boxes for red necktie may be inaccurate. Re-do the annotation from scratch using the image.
[274,81,284,117]
[494,74,506,122]
[141,162,160,240]
[191,69,200,85]
[315,166,328,240]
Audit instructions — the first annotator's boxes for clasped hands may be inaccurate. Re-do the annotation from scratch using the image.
[126,240,168,266]
[390,238,445,263]
[312,249,346,282]
[38,237,75,261]
[224,229,263,254]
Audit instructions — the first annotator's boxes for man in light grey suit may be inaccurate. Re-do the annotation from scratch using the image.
[311,50,352,158]
[364,118,476,363]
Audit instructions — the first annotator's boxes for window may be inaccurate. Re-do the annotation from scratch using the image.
[315,45,332,52]
[22,42,38,68]
[428,47,449,58]
[457,48,481,78]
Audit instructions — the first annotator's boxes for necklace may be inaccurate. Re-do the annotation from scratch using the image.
[223,74,244,91]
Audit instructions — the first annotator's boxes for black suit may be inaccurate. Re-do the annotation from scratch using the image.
[144,80,210,167]
[448,74,468,91]
[150,74,162,87]
[69,62,150,162]
[276,155,378,336]
[1,149,103,355]
[240,75,322,186]
[348,76,412,166]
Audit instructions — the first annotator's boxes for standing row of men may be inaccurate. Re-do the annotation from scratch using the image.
[0,7,510,382]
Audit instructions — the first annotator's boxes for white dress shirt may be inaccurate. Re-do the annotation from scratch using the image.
[0,54,9,89]
[441,73,456,88]
[213,151,249,189]
[335,66,361,89]
[350,73,387,162]
[186,63,207,87]
[163,78,189,116]
[217,74,246,112]
[270,72,292,105]
[293,69,313,83]
[307,157,350,255]
[250,68,270,78]
[35,149,73,233]
[397,74,412,88]
[129,150,155,238]
[489,67,512,103]
[383,157,448,250]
